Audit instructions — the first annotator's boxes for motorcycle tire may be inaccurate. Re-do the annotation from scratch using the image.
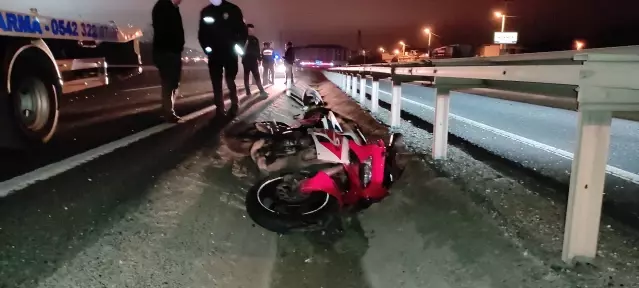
[245,172,339,234]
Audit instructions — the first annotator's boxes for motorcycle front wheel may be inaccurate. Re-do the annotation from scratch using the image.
[245,172,339,234]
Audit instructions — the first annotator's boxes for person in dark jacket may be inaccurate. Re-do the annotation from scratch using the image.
[283,41,295,84]
[242,24,267,97]
[261,42,275,85]
[198,0,247,117]
[152,0,184,123]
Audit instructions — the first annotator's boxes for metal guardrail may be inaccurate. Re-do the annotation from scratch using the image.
[347,45,639,67]
[326,46,639,265]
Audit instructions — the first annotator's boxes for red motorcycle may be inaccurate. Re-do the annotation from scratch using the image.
[245,132,406,233]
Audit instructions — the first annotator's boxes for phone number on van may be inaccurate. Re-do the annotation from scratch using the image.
[0,11,119,41]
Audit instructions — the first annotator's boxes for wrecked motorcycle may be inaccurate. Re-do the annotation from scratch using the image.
[245,132,407,233]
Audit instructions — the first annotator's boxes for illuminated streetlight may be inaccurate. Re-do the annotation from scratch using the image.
[399,41,406,55]
[575,40,585,50]
[493,11,515,51]
[393,49,400,55]
[379,47,385,53]
[423,27,440,53]
[494,11,507,32]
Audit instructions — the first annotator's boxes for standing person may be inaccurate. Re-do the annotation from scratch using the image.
[283,41,295,85]
[261,42,275,85]
[242,24,268,97]
[152,0,184,123]
[198,0,247,118]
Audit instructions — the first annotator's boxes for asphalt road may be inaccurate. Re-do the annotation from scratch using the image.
[0,78,589,287]
[325,73,639,224]
[0,66,271,182]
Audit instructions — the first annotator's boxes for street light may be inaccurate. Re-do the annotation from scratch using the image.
[494,11,507,32]
[494,11,515,51]
[399,41,406,55]
[423,27,440,54]
[393,49,400,55]
[575,40,585,50]
[379,47,385,53]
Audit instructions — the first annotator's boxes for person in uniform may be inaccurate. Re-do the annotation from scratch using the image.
[261,42,275,85]
[283,41,295,85]
[152,0,184,123]
[198,0,247,117]
[242,24,268,97]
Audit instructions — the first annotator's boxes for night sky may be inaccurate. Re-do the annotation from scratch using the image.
[7,0,639,52]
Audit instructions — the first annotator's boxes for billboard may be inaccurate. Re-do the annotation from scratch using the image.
[494,32,518,44]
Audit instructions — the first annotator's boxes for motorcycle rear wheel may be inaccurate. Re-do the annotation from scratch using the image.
[245,172,339,234]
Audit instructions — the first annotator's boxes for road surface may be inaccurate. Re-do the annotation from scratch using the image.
[0,78,610,288]
[0,67,267,182]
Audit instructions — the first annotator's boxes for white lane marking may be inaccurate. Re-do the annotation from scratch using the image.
[368,85,639,184]
[0,87,268,197]
[122,86,161,92]
[121,80,243,93]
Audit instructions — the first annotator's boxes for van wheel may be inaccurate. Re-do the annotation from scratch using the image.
[9,48,60,144]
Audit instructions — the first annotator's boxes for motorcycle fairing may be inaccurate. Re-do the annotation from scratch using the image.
[310,130,350,163]
[298,171,344,205]
[347,141,388,200]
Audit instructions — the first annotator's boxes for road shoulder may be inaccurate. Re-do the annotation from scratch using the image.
[309,71,639,287]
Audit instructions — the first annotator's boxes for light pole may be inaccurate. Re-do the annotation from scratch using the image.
[494,11,507,32]
[399,41,406,55]
[423,27,440,56]
[494,11,515,51]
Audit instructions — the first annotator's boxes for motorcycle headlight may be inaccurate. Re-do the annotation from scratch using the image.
[360,156,373,188]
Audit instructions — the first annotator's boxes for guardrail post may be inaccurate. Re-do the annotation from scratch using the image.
[359,74,366,103]
[562,101,612,264]
[341,73,347,90]
[432,90,450,159]
[390,80,402,127]
[371,77,380,113]
[345,74,352,95]
[351,75,358,97]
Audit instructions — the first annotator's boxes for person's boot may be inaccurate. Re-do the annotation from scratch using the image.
[227,103,239,119]
[215,107,226,118]
[164,112,180,123]
[163,89,181,123]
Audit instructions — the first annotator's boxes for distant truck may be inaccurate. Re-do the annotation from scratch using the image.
[430,44,474,59]
[294,44,350,69]
[0,8,142,149]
